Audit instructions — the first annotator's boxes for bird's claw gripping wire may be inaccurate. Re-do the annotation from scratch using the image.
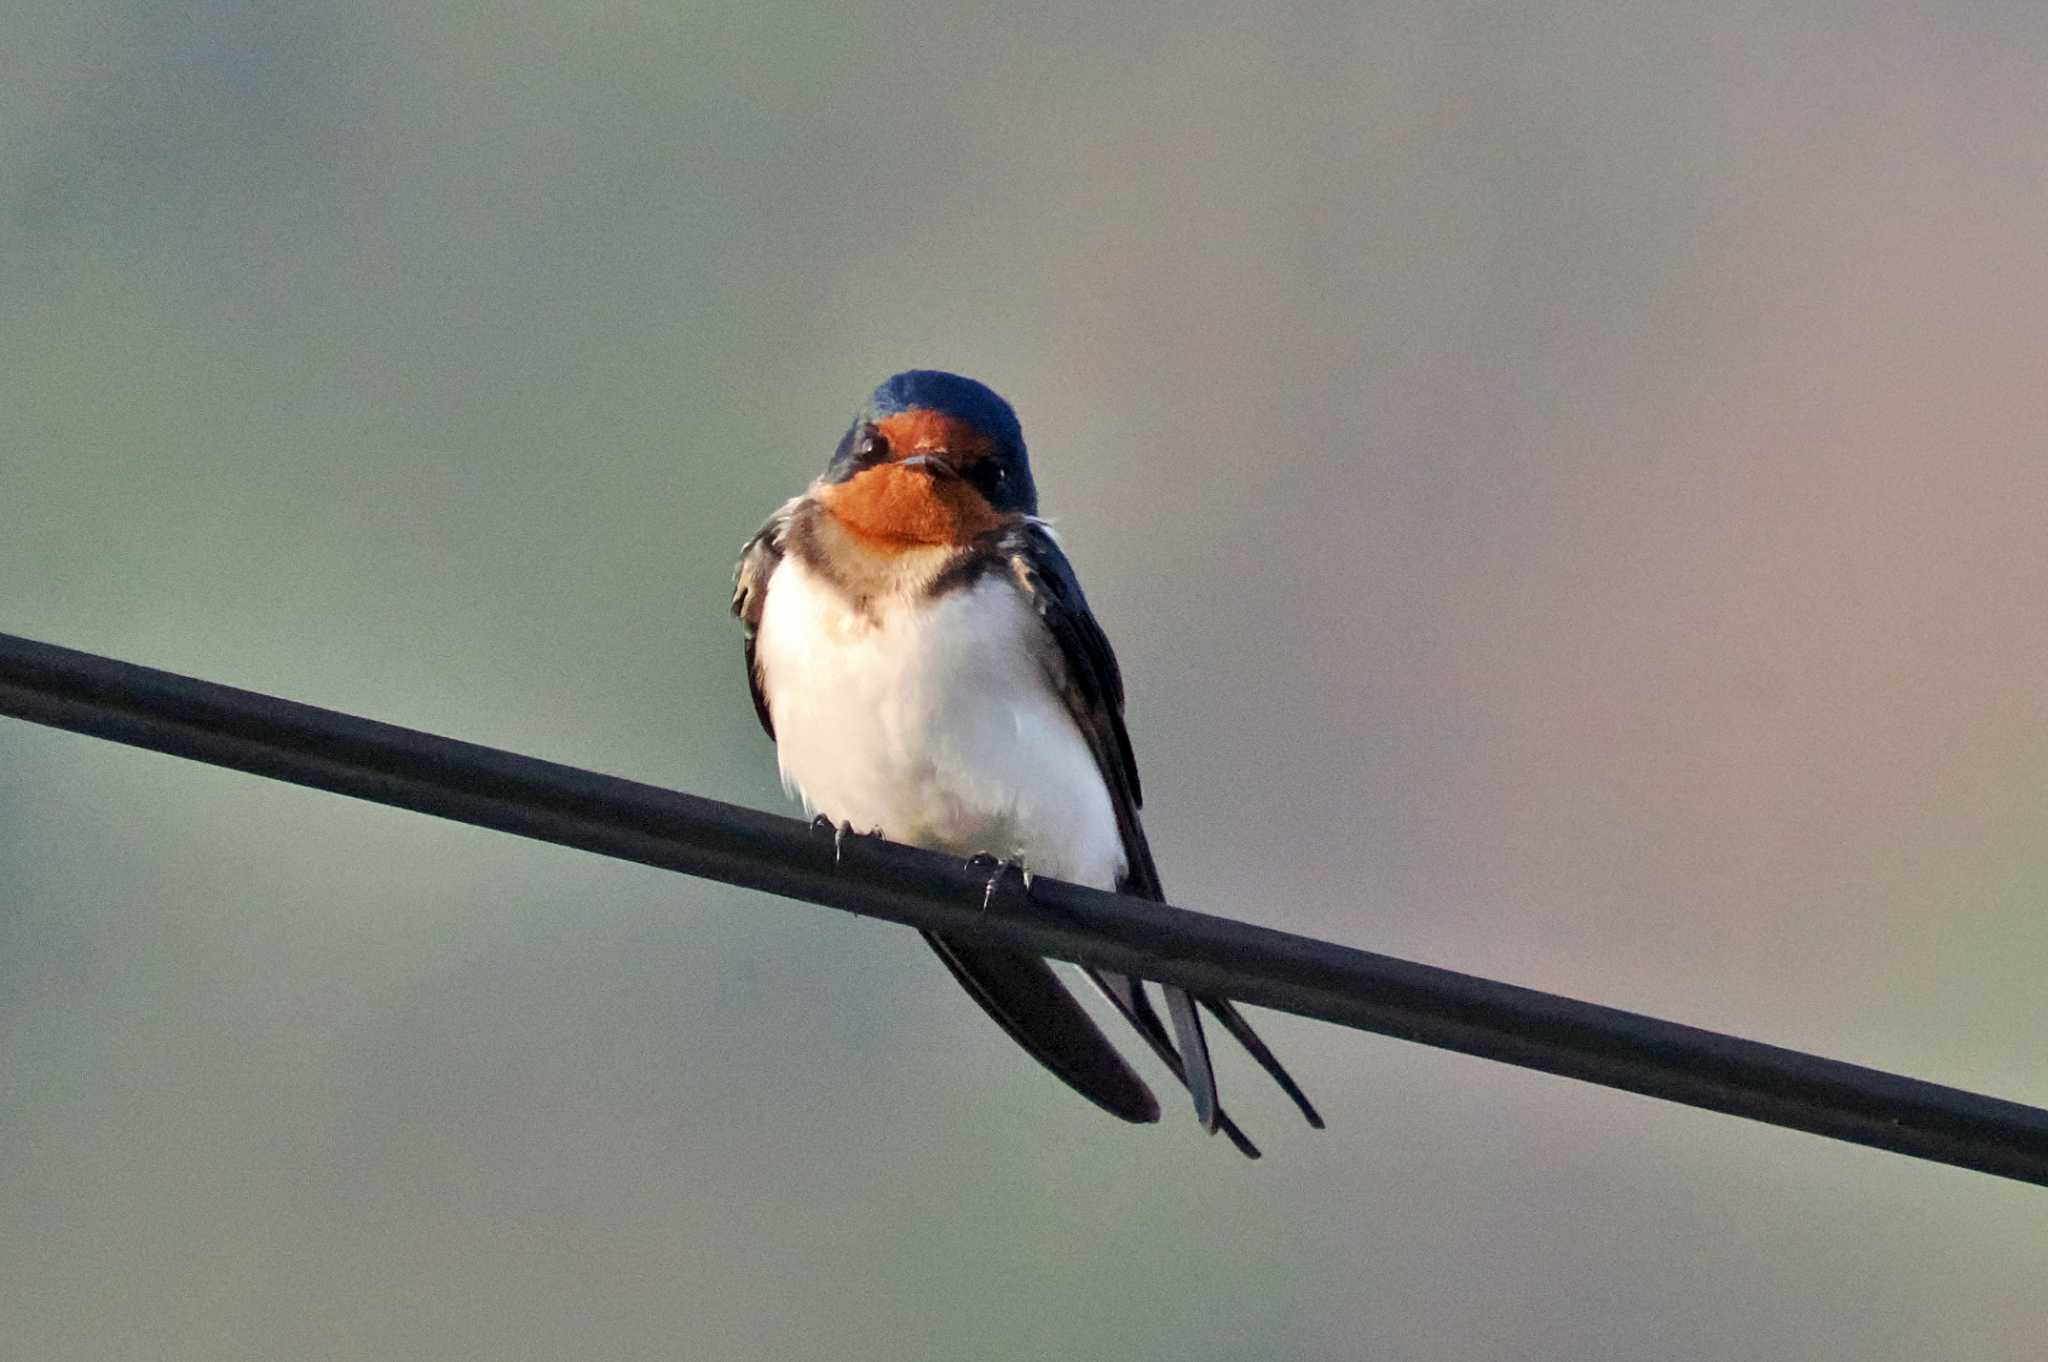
[810,814,863,866]
[965,852,1032,912]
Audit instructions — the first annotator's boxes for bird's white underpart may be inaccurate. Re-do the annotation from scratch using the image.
[753,551,1125,890]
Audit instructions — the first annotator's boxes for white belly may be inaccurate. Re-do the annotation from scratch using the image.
[754,555,1127,889]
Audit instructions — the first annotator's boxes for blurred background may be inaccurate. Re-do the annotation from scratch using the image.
[5,2,2046,1358]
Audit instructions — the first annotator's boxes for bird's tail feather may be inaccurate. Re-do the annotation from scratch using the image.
[1200,997,1325,1128]
[1085,968,1261,1158]
[1164,984,1220,1132]
[922,932,1160,1124]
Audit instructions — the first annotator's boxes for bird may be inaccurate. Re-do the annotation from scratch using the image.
[731,369,1321,1155]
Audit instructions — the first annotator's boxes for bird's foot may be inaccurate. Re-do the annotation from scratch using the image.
[810,815,863,866]
[965,852,1032,912]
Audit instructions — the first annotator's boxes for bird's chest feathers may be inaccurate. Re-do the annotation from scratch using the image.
[756,555,1042,754]
[752,555,1122,883]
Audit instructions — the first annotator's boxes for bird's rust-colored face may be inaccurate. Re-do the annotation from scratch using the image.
[817,410,1008,549]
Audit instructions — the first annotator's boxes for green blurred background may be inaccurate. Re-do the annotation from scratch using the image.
[6,3,2046,1358]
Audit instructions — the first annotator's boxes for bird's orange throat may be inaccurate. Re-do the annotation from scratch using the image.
[817,464,1005,550]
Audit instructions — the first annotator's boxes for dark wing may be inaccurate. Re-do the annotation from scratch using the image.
[923,934,1159,1124]
[1002,521,1323,1140]
[731,499,797,739]
[996,521,1151,886]
[993,523,1220,1132]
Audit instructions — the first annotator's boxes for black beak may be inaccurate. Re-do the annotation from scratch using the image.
[897,453,961,480]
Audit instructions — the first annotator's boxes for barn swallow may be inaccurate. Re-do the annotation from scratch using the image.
[732,369,1321,1155]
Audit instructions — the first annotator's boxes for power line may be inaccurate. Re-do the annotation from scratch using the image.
[3,628,2045,1186]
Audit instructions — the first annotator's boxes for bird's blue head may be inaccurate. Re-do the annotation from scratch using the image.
[821,370,1038,520]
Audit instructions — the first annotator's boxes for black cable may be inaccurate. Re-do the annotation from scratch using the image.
[4,629,2045,1186]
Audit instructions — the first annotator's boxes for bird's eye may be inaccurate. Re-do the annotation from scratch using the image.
[858,432,888,462]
